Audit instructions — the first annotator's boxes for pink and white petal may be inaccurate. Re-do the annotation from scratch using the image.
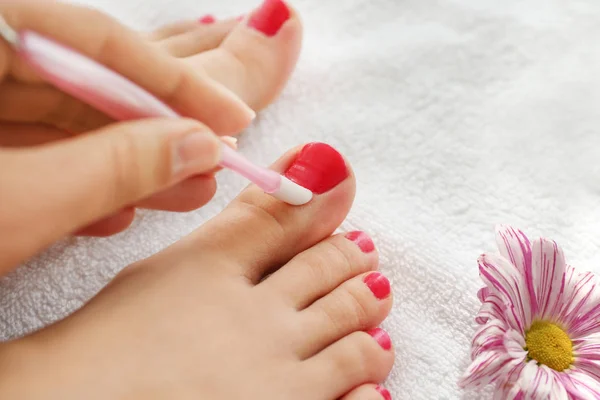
[478,287,491,303]
[503,329,528,360]
[459,351,512,389]
[531,238,567,320]
[558,267,598,328]
[550,374,570,400]
[562,369,600,400]
[565,275,600,338]
[476,293,508,325]
[496,225,537,315]
[574,335,600,361]
[471,320,507,359]
[479,253,531,332]
[493,381,524,400]
[518,363,554,400]
[574,359,600,381]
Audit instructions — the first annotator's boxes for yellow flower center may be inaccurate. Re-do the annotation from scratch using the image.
[524,321,574,371]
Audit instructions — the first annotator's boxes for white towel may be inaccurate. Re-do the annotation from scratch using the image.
[2,0,600,398]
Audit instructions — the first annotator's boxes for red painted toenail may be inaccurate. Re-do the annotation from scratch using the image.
[367,328,392,351]
[376,385,392,400]
[198,15,216,24]
[363,272,390,300]
[345,231,375,253]
[284,143,349,194]
[248,0,290,36]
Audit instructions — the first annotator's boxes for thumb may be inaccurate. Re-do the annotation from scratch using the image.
[0,118,221,269]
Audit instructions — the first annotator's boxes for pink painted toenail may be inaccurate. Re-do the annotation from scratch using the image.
[376,385,392,400]
[284,143,349,194]
[345,231,375,253]
[363,272,390,300]
[367,328,392,351]
[198,15,216,24]
[248,0,290,36]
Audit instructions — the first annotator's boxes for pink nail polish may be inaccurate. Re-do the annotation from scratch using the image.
[363,272,390,300]
[199,15,216,24]
[345,231,375,253]
[367,328,392,351]
[283,143,349,194]
[376,385,392,400]
[248,0,290,36]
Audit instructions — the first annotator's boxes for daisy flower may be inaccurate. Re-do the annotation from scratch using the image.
[459,225,600,399]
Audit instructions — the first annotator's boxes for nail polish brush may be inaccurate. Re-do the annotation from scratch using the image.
[0,17,312,206]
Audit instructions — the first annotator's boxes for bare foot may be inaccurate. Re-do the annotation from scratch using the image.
[0,143,394,399]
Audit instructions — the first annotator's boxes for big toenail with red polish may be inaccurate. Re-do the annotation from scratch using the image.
[248,0,290,36]
[345,231,375,253]
[283,143,349,194]
[367,328,392,351]
[363,272,390,300]
[198,15,216,24]
[376,385,392,400]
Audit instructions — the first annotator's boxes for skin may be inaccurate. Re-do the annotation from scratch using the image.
[0,0,302,240]
[0,1,395,398]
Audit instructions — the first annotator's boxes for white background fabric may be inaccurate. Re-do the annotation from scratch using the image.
[2,0,600,398]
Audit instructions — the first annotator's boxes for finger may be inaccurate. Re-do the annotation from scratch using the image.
[135,135,235,211]
[0,118,221,270]
[0,80,112,133]
[76,208,136,237]
[136,174,217,212]
[156,18,238,58]
[0,1,254,134]
[0,121,69,147]
[146,17,215,41]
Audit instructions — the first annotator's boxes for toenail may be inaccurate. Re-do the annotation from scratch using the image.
[248,0,290,37]
[283,143,349,194]
[363,272,391,300]
[367,328,392,351]
[345,231,375,253]
[376,385,392,400]
[198,15,216,24]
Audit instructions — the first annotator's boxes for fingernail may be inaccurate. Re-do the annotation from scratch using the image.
[236,15,245,22]
[376,385,392,400]
[363,272,390,300]
[248,0,290,36]
[367,328,392,351]
[199,15,216,24]
[220,136,238,149]
[172,131,221,177]
[345,231,375,253]
[283,143,348,194]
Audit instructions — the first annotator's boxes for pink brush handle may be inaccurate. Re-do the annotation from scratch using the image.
[19,31,178,120]
[17,31,281,192]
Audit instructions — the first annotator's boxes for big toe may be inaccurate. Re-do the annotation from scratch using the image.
[186,0,302,111]
[184,142,354,283]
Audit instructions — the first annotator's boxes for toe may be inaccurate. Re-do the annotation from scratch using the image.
[296,271,393,357]
[185,142,354,283]
[186,0,302,111]
[301,328,395,399]
[146,19,205,41]
[146,15,223,41]
[341,385,392,400]
[155,18,240,58]
[259,232,378,309]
